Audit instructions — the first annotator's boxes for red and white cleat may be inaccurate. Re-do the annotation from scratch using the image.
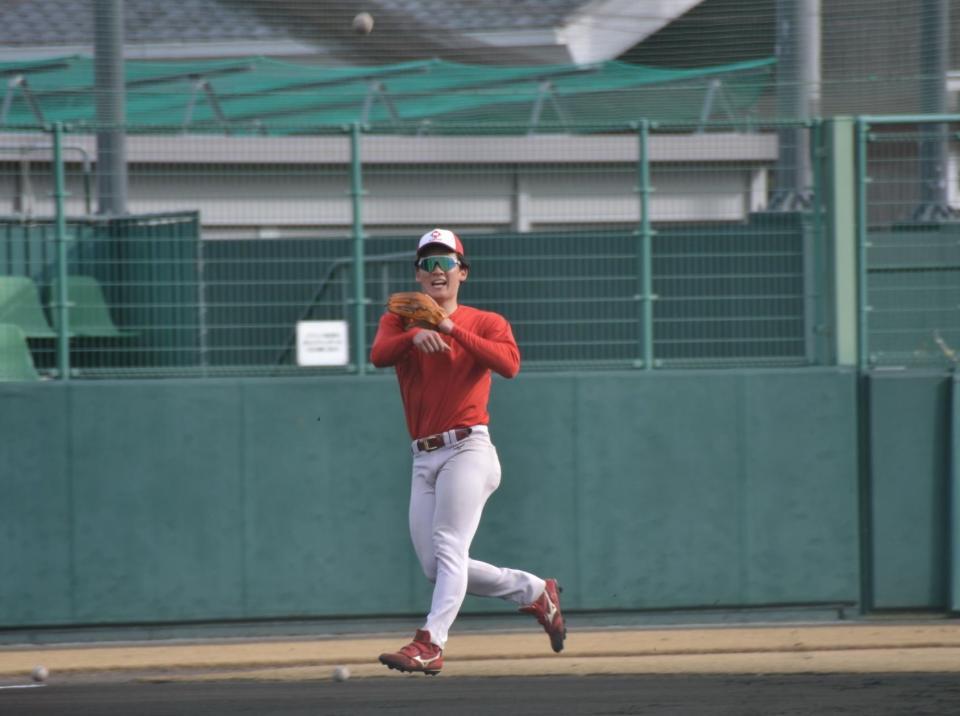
[378,629,444,675]
[520,578,566,653]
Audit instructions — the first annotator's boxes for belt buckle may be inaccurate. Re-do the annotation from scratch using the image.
[420,435,443,452]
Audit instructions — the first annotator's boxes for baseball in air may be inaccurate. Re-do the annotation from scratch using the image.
[332,665,351,682]
[352,12,374,34]
[31,665,49,683]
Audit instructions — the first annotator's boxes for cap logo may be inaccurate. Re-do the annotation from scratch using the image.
[417,228,464,258]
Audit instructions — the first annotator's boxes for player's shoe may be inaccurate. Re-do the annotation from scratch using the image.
[520,578,566,653]
[378,629,444,675]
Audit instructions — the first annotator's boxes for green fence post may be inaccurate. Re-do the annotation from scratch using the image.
[51,121,71,380]
[349,122,367,375]
[951,372,960,613]
[637,119,655,370]
[824,118,858,367]
[855,118,870,372]
[809,118,826,365]
[854,116,874,613]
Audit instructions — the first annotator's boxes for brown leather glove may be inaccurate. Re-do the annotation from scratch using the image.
[386,292,448,330]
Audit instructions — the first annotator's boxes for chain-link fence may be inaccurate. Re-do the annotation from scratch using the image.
[857,117,960,369]
[0,120,835,379]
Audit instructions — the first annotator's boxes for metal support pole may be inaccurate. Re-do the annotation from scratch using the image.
[855,118,870,372]
[52,122,71,380]
[772,0,820,210]
[349,123,367,374]
[94,0,128,215]
[637,120,655,369]
[916,0,952,219]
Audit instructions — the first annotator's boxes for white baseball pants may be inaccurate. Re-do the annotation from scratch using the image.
[408,425,546,648]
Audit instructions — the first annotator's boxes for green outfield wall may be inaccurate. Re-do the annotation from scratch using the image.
[866,372,954,611]
[0,368,891,628]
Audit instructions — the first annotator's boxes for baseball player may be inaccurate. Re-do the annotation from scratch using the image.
[371,228,566,675]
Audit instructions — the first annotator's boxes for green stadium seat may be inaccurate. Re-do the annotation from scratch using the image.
[49,276,137,338]
[0,276,56,338]
[0,323,40,381]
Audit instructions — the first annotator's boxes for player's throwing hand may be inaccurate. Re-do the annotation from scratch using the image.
[412,329,451,353]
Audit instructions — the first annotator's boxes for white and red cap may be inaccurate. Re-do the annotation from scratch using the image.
[417,228,465,258]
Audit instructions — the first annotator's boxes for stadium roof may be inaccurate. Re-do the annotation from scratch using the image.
[0,0,707,66]
[0,0,291,45]
[0,55,774,134]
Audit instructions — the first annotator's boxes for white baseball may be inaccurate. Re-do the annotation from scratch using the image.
[31,665,49,683]
[352,12,374,34]
[332,665,351,682]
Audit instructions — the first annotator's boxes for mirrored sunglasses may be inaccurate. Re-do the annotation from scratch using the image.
[416,256,460,272]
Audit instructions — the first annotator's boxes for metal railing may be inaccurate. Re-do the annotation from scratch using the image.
[12,117,951,378]
[855,115,960,370]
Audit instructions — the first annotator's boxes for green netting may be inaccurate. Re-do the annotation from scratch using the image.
[0,55,774,134]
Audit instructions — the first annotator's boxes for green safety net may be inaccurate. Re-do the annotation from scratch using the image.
[0,55,774,134]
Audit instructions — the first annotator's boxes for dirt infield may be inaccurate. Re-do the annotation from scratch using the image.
[2,622,960,683]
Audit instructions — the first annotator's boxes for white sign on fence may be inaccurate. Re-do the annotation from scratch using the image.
[296,320,349,367]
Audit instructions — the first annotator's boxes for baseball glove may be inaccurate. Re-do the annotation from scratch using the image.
[386,291,447,329]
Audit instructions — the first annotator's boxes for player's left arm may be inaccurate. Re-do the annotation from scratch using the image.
[442,314,520,378]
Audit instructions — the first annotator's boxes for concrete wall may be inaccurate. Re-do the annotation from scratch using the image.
[0,369,861,628]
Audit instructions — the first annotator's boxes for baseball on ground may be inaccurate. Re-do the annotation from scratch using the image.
[31,665,49,683]
[332,665,351,681]
[352,12,374,34]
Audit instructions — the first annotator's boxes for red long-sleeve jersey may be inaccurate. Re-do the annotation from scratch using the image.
[370,305,520,440]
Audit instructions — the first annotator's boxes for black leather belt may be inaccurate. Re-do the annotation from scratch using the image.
[415,427,473,453]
